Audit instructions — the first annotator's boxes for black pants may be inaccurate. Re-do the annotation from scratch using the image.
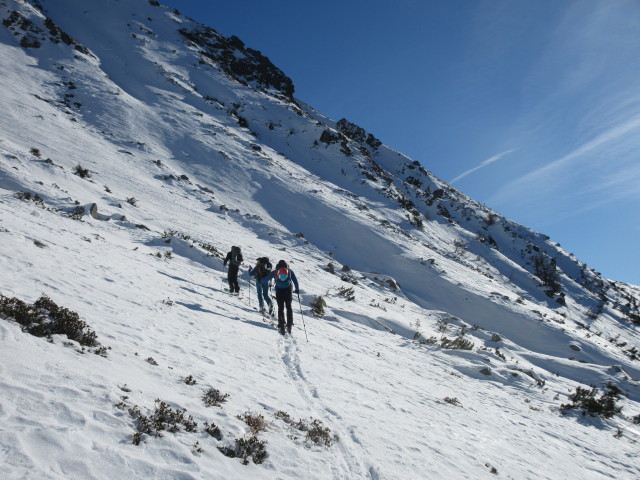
[275,287,293,329]
[227,264,240,293]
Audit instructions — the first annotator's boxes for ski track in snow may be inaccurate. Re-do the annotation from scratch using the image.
[278,336,375,480]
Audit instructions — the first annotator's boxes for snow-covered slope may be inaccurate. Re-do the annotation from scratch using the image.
[1,0,639,478]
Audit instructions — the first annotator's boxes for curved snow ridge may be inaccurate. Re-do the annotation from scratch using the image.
[278,337,377,479]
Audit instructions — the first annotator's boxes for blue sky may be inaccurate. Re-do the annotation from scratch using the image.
[166,0,640,285]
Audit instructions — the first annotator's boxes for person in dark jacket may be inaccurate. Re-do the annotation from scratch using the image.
[248,257,274,315]
[268,260,299,334]
[223,246,243,294]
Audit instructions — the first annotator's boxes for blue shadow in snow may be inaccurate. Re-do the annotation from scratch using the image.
[242,319,277,331]
[175,301,217,315]
[158,270,219,292]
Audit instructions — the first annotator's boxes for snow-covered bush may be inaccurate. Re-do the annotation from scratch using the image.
[69,205,84,220]
[274,411,338,447]
[304,418,338,447]
[0,294,100,348]
[337,286,355,301]
[237,411,269,434]
[202,387,229,407]
[309,296,326,317]
[73,164,91,178]
[16,191,43,204]
[560,383,623,419]
[204,421,222,440]
[533,254,562,298]
[440,336,474,350]
[218,436,267,465]
[129,400,197,445]
[444,397,461,406]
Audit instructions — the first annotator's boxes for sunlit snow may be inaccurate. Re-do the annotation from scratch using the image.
[1,1,639,479]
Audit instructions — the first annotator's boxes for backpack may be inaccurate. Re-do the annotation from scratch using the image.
[257,257,272,279]
[230,246,242,266]
[275,262,291,286]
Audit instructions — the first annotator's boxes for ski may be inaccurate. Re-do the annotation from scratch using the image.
[223,288,243,300]
[254,306,277,328]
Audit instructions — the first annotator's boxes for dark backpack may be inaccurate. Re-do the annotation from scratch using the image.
[230,246,242,266]
[257,257,272,279]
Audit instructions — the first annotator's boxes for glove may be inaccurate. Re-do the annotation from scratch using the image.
[293,289,299,294]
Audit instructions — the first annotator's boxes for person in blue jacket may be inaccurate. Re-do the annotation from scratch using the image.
[269,260,299,335]
[248,257,274,315]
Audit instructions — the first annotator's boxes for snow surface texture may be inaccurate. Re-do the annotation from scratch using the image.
[0,0,639,479]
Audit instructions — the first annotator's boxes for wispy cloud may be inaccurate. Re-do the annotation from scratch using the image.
[488,113,640,217]
[522,114,640,181]
[450,149,515,184]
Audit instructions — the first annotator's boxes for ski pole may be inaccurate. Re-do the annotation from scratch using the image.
[297,293,309,342]
[222,265,227,292]
[268,281,275,315]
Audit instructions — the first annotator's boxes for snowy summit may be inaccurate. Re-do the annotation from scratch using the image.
[0,1,639,479]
